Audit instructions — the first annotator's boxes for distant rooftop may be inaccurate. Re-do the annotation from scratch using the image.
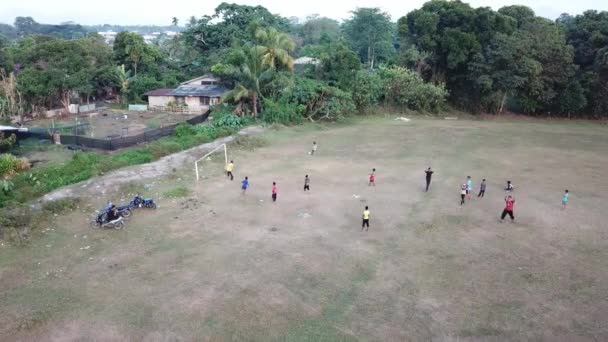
[144,85,228,97]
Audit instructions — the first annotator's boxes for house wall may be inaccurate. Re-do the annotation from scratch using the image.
[148,95,175,107]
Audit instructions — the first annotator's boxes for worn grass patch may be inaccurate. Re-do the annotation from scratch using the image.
[163,186,191,198]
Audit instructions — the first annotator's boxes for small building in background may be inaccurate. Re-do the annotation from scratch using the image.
[144,75,228,114]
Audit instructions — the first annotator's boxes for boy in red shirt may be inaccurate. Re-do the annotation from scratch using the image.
[272,182,278,202]
[501,195,515,222]
[368,168,376,186]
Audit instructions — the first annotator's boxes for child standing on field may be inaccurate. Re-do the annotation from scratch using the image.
[226,160,234,181]
[361,206,370,231]
[562,190,569,209]
[466,176,473,199]
[460,184,467,205]
[505,180,514,192]
[241,176,249,194]
[311,141,317,155]
[478,179,486,198]
[425,167,434,192]
[501,195,515,222]
[368,168,376,186]
[272,182,278,202]
[304,175,310,192]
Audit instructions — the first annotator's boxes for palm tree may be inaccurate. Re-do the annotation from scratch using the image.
[117,64,132,105]
[171,17,179,27]
[254,27,296,71]
[223,46,273,117]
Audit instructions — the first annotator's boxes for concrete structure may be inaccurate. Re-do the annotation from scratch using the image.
[144,75,228,113]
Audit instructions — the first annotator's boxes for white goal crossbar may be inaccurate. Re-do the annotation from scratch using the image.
[195,143,228,181]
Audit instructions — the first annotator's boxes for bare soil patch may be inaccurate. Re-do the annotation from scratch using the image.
[1,117,607,340]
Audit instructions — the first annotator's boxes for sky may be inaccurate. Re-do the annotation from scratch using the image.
[1,0,607,25]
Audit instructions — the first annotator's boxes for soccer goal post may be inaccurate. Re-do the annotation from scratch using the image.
[194,143,228,181]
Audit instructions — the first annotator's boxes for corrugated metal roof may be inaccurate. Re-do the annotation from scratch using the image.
[170,85,228,97]
[144,88,173,96]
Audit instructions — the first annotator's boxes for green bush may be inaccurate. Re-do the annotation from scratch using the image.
[0,154,31,178]
[352,70,383,113]
[41,198,80,214]
[282,76,355,121]
[213,113,244,129]
[262,100,303,125]
[377,66,448,112]
[0,132,17,153]
[174,123,196,138]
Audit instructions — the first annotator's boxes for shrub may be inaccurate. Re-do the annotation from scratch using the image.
[213,114,244,129]
[0,132,16,153]
[0,154,30,178]
[41,198,80,214]
[174,123,196,138]
[352,70,382,113]
[283,76,355,121]
[262,100,302,125]
[377,66,448,112]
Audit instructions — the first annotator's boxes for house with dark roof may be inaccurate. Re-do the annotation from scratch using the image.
[144,75,228,113]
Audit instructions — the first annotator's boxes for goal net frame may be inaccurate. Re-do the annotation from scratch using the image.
[194,143,228,181]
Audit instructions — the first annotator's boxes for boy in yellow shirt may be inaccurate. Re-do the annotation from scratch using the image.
[226,160,234,181]
[362,206,370,231]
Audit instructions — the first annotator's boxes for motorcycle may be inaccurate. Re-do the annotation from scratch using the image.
[90,211,125,230]
[102,201,131,218]
[131,194,157,209]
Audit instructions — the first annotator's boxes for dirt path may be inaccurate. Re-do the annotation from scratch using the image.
[40,126,264,203]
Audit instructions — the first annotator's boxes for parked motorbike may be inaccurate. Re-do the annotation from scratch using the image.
[90,212,125,230]
[115,205,132,217]
[131,194,157,209]
[93,216,125,230]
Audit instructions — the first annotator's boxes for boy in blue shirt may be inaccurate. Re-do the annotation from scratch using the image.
[241,177,249,195]
[562,189,569,209]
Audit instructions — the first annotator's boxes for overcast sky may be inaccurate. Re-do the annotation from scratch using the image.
[1,0,606,25]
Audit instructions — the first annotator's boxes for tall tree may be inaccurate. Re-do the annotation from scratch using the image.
[343,8,394,69]
[254,27,295,70]
[114,32,149,76]
[299,15,341,45]
[560,10,608,116]
[214,46,273,117]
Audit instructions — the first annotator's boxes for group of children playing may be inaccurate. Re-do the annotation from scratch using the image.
[224,141,571,229]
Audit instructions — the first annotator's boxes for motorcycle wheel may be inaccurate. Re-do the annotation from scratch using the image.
[114,220,125,230]
[149,203,157,209]
[90,220,101,229]
[121,210,131,218]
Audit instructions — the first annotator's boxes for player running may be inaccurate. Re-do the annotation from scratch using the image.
[466,176,473,199]
[226,160,234,181]
[311,141,317,155]
[304,175,310,192]
[241,177,249,194]
[368,168,376,186]
[272,182,278,202]
[562,190,569,209]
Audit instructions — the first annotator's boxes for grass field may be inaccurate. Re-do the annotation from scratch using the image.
[1,117,607,341]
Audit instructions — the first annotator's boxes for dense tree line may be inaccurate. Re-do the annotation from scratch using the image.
[1,1,607,122]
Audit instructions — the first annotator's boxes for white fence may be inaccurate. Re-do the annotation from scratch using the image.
[128,104,149,111]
